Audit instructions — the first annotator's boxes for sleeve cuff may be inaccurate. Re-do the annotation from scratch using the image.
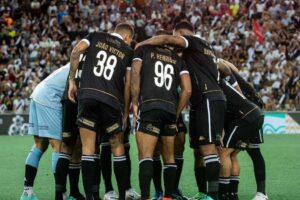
[133,58,143,62]
[126,67,131,71]
[232,81,238,87]
[180,36,189,48]
[81,39,90,47]
[180,70,189,75]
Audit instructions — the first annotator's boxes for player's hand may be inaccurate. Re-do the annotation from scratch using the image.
[68,79,77,103]
[134,42,144,50]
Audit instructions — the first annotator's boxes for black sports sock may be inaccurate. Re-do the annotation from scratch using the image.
[93,154,101,199]
[153,156,163,193]
[101,145,114,193]
[247,148,266,194]
[125,145,132,190]
[68,162,81,197]
[114,155,128,200]
[219,177,230,198]
[81,155,96,200]
[55,153,71,200]
[204,154,220,200]
[175,155,184,190]
[163,164,177,198]
[24,165,38,187]
[195,167,207,193]
[229,176,240,195]
[139,158,154,199]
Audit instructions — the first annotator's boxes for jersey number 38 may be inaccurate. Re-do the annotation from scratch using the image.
[93,50,117,80]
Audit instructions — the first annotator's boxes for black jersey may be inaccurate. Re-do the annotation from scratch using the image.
[62,54,86,101]
[77,32,133,111]
[181,35,226,104]
[221,79,263,123]
[228,70,264,108]
[134,45,188,114]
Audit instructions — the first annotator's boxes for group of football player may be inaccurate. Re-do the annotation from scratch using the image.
[20,21,268,200]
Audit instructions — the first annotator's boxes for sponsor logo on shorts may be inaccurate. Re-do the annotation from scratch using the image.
[62,132,72,138]
[199,136,206,141]
[146,124,160,134]
[106,123,120,133]
[39,125,49,130]
[78,118,95,128]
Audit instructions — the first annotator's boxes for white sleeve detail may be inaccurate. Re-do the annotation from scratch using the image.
[81,39,90,47]
[126,67,131,71]
[133,58,143,62]
[180,70,189,75]
[180,36,189,48]
[231,81,238,88]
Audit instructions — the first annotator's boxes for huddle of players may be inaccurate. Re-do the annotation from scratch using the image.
[29,20,267,200]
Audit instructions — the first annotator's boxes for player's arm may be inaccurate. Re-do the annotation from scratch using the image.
[135,35,187,49]
[124,69,131,122]
[177,72,192,119]
[131,59,142,118]
[217,58,232,76]
[68,40,89,103]
[218,58,239,73]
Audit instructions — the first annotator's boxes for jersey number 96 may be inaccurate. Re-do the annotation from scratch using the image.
[154,61,174,91]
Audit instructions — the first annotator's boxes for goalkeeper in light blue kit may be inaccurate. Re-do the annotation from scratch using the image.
[20,64,70,200]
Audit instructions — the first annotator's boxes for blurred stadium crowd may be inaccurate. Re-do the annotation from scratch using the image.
[0,0,299,113]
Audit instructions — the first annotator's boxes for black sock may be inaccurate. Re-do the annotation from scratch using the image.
[24,165,38,187]
[81,155,96,200]
[101,145,113,193]
[153,156,163,193]
[113,155,128,200]
[69,162,81,197]
[55,153,71,200]
[219,177,230,198]
[195,166,207,193]
[139,158,154,199]
[204,154,220,200]
[93,154,101,199]
[125,145,132,190]
[163,164,177,198]
[175,155,184,190]
[229,176,240,195]
[247,148,266,194]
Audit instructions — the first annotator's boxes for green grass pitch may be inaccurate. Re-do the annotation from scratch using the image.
[0,134,300,200]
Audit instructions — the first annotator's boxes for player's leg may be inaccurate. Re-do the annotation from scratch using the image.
[228,150,240,200]
[68,139,85,200]
[173,116,187,197]
[124,123,141,200]
[55,100,78,200]
[192,149,207,199]
[77,99,100,200]
[21,136,49,200]
[152,143,163,200]
[109,132,128,200]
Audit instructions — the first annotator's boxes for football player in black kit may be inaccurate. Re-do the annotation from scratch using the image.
[218,59,268,200]
[217,59,265,200]
[68,23,134,200]
[55,54,86,200]
[136,21,228,200]
[131,35,191,200]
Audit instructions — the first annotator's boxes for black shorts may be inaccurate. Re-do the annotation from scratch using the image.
[137,109,177,137]
[248,117,264,148]
[177,114,187,134]
[223,116,264,149]
[189,99,226,148]
[78,99,122,137]
[101,119,131,147]
[61,100,79,146]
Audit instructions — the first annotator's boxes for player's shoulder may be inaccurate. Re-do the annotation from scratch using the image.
[183,35,210,47]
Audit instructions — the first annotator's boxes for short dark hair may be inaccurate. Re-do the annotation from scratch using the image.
[115,23,134,38]
[155,29,169,36]
[174,20,194,32]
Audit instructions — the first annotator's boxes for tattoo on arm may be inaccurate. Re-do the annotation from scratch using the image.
[131,60,142,105]
[69,40,89,80]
